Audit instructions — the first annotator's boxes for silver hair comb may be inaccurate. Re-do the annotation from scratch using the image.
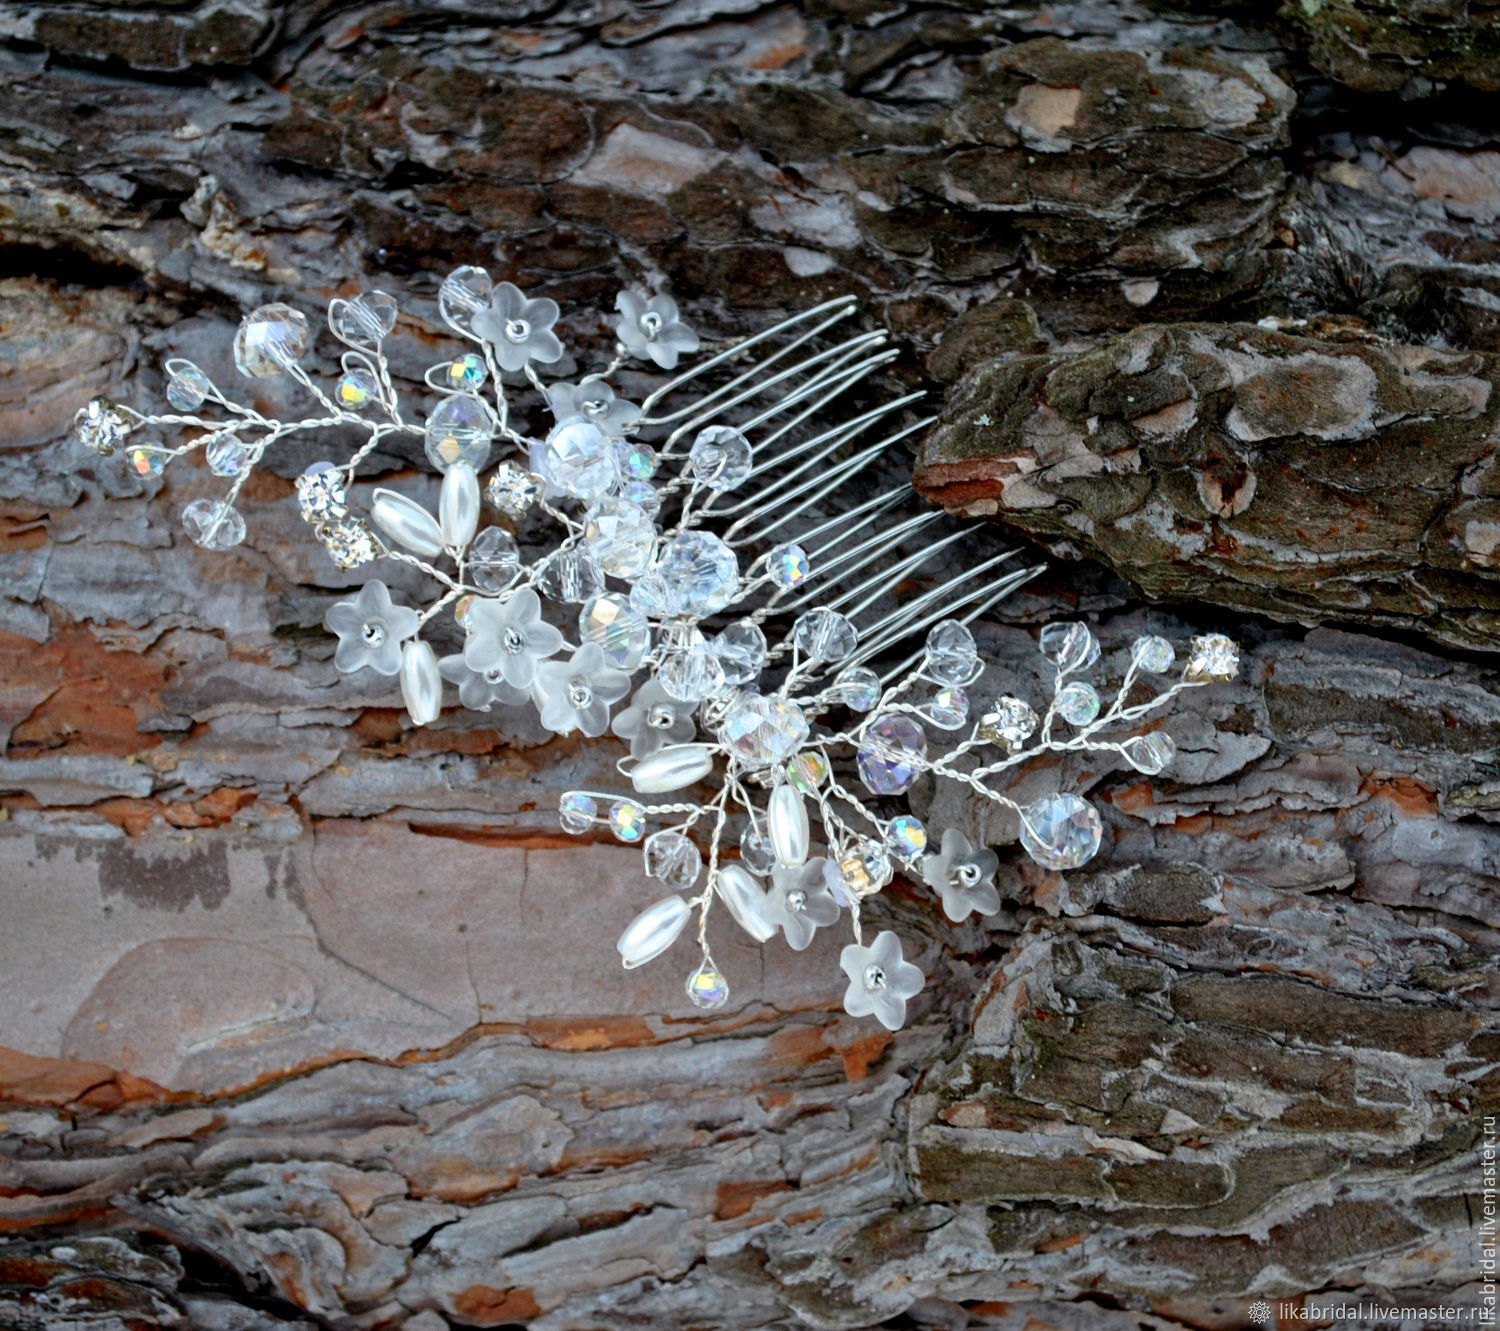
[75,275,1240,1028]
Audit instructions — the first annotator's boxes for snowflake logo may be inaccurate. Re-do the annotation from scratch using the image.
[1247,1300,1274,1325]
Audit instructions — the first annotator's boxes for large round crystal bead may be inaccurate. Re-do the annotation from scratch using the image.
[717,694,809,768]
[233,304,309,378]
[1019,793,1102,870]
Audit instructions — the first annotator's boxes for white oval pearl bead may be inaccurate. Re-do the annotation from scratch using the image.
[630,744,715,793]
[439,461,481,549]
[616,895,691,969]
[370,489,444,557]
[714,863,776,943]
[400,639,442,726]
[768,784,809,866]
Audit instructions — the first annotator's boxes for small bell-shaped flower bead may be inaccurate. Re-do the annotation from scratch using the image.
[763,859,841,951]
[324,581,419,676]
[839,930,924,1030]
[463,589,564,690]
[922,828,1001,922]
[614,290,699,370]
[532,642,631,737]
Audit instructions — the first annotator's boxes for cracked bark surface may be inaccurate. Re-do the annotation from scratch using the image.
[0,2,1496,1328]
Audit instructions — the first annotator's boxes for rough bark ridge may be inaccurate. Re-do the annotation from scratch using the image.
[0,2,1496,1329]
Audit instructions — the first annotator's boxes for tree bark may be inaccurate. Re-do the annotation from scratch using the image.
[0,2,1496,1329]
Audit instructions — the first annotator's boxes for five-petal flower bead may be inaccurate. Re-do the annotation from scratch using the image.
[324,581,418,676]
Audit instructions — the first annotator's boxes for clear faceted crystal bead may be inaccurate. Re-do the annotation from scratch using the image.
[856,713,928,795]
[886,815,927,858]
[1185,633,1239,683]
[924,620,981,684]
[468,527,520,592]
[979,696,1038,749]
[126,445,166,477]
[297,462,348,523]
[840,839,893,896]
[688,425,753,491]
[1123,731,1176,775]
[609,800,647,843]
[329,291,398,346]
[425,395,493,471]
[321,519,377,569]
[205,436,252,477]
[166,363,212,410]
[834,666,881,712]
[1056,681,1101,726]
[336,369,379,409]
[583,498,656,578]
[182,499,246,550]
[713,620,767,687]
[447,354,487,391]
[787,752,828,794]
[740,826,775,875]
[622,479,662,517]
[558,791,597,834]
[1019,793,1102,870]
[645,830,703,889]
[74,399,131,455]
[579,594,651,670]
[233,304,309,378]
[538,548,605,603]
[485,462,542,516]
[926,685,969,730]
[685,959,730,1010]
[718,694,810,768]
[636,532,740,619]
[1040,621,1101,674]
[439,265,494,331]
[542,418,618,502]
[768,542,810,589]
[619,442,658,481]
[1131,635,1176,674]
[659,641,726,703]
[792,607,857,663]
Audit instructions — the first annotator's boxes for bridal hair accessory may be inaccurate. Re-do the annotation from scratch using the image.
[76,274,1239,1029]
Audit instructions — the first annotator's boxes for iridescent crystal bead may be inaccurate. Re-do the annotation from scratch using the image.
[685,959,730,1010]
[1019,793,1102,870]
[425,394,493,471]
[454,594,476,630]
[584,498,655,578]
[439,265,494,331]
[659,641,726,703]
[1056,681,1101,726]
[713,620,767,687]
[688,425,753,491]
[979,696,1038,749]
[924,620,981,685]
[337,369,379,409]
[787,751,828,795]
[609,799,647,843]
[296,462,348,523]
[205,436,252,477]
[718,694,809,768]
[856,713,927,796]
[233,304,309,378]
[886,815,927,859]
[542,418,617,501]
[468,527,520,593]
[619,442,658,481]
[126,445,166,477]
[558,791,597,834]
[538,548,605,603]
[74,398,131,455]
[768,542,810,589]
[792,607,857,663]
[645,830,702,889]
[181,499,246,550]
[329,291,397,346]
[321,519,378,569]
[634,532,740,619]
[622,479,661,517]
[834,666,881,712]
[1185,633,1239,683]
[485,463,542,516]
[839,840,892,897]
[1040,621,1101,674]
[740,826,775,876]
[580,594,651,671]
[447,353,487,391]
[165,363,211,410]
[1131,635,1175,674]
[1123,731,1176,775]
[927,685,969,730]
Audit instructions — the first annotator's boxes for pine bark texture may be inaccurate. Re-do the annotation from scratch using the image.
[0,2,1497,1329]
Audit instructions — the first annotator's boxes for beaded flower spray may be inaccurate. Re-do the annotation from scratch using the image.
[76,273,1239,1030]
